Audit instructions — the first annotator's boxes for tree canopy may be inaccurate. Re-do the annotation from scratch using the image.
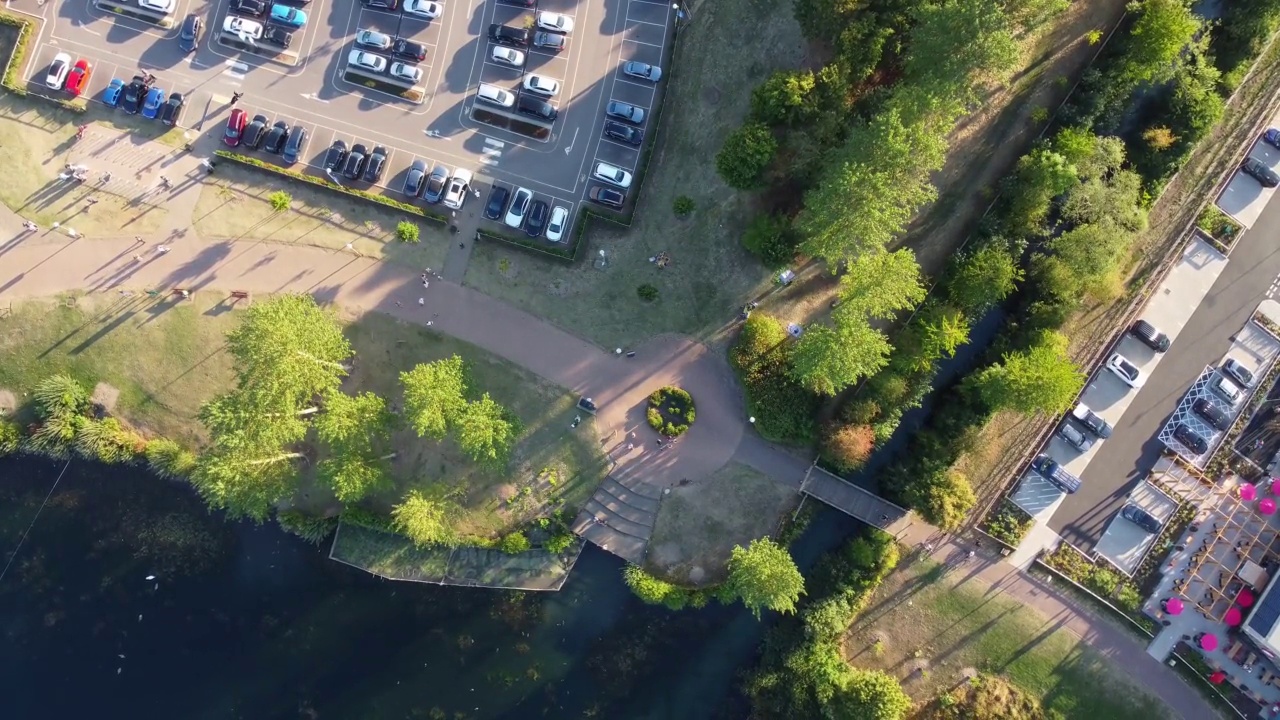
[453,393,521,468]
[391,490,457,547]
[224,294,352,410]
[827,669,913,720]
[791,323,893,396]
[727,537,806,618]
[401,355,469,440]
[905,0,1019,102]
[314,391,394,502]
[971,331,1084,415]
[945,244,1023,314]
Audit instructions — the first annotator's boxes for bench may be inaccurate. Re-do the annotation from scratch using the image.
[230,291,250,301]
[172,289,191,299]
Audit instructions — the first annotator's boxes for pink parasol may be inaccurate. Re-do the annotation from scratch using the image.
[1165,597,1185,615]
[1272,477,1280,496]
[1201,633,1220,651]
[1226,607,1244,627]
[1239,589,1256,608]
[1263,498,1278,516]
[1209,670,1227,684]
[1242,483,1258,501]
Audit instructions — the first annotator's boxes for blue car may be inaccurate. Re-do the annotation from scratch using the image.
[1265,128,1280,150]
[142,87,165,119]
[102,77,125,107]
[269,4,306,27]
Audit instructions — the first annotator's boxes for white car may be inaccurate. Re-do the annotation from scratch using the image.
[545,205,568,242]
[45,53,71,90]
[348,50,387,73]
[491,46,525,68]
[443,168,472,209]
[390,62,422,84]
[476,83,516,107]
[592,162,633,189]
[224,16,264,40]
[522,74,559,97]
[404,0,442,19]
[505,187,533,228]
[355,29,393,50]
[536,11,574,33]
[139,0,175,13]
[1105,353,1144,389]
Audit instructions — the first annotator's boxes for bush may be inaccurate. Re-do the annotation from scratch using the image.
[1196,203,1242,243]
[751,69,816,126]
[637,283,659,302]
[74,418,143,463]
[981,499,1033,546]
[499,531,531,554]
[716,122,778,190]
[277,510,337,545]
[32,373,90,420]
[0,418,20,455]
[742,213,799,269]
[821,422,875,472]
[144,437,198,479]
[396,221,420,243]
[647,386,696,436]
[545,531,575,554]
[673,195,695,216]
[390,491,457,547]
[268,190,292,212]
[732,313,819,444]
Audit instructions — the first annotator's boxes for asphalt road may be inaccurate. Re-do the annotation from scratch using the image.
[1051,189,1280,553]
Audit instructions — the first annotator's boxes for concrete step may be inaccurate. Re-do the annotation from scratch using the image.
[611,473,665,501]
[584,499,653,539]
[599,476,662,513]
[593,490,656,527]
[575,519,647,564]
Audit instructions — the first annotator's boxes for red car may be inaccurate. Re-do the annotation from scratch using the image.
[224,108,247,147]
[65,59,91,97]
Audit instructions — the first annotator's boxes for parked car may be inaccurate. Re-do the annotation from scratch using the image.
[263,26,293,48]
[491,46,525,68]
[230,0,266,15]
[546,205,568,242]
[403,160,428,197]
[532,32,565,52]
[588,185,625,209]
[365,146,388,183]
[1242,157,1280,187]
[224,16,264,40]
[178,14,203,52]
[488,24,529,47]
[525,200,549,237]
[141,87,166,119]
[1192,397,1231,432]
[498,0,534,6]
[443,169,472,209]
[484,185,510,221]
[592,162,632,188]
[269,4,308,27]
[423,164,449,203]
[606,100,644,124]
[404,0,441,18]
[361,0,398,9]
[390,62,422,84]
[505,187,532,228]
[282,125,308,164]
[536,11,574,33]
[1071,402,1112,438]
[138,0,175,12]
[1214,375,1243,405]
[45,53,71,90]
[1223,358,1255,387]
[224,108,248,146]
[623,60,662,82]
[516,94,557,121]
[1266,128,1280,150]
[262,120,289,153]
[343,143,368,180]
[355,29,393,50]
[393,38,427,62]
[242,114,269,149]
[604,121,643,145]
[1128,319,1170,352]
[477,83,516,108]
[1029,454,1082,494]
[324,139,348,170]
[1172,423,1208,454]
[1056,421,1093,453]
[65,59,91,97]
[348,50,387,73]
[1121,504,1162,534]
[121,76,149,114]
[1105,353,1144,389]
[103,78,125,107]
[159,92,185,127]
[522,74,559,97]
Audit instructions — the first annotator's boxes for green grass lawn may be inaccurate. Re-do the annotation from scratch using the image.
[845,559,1166,720]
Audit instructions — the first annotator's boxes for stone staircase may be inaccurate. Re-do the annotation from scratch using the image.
[571,475,663,564]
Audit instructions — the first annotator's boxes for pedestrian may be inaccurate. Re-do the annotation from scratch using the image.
[134,236,143,245]
[86,197,98,206]
[426,321,433,326]
[418,298,425,306]
[458,242,464,249]
[880,514,889,523]
[423,280,429,289]
[395,301,403,307]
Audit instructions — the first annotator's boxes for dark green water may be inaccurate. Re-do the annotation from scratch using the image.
[0,456,858,719]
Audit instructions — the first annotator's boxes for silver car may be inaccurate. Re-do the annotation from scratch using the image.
[1057,421,1093,453]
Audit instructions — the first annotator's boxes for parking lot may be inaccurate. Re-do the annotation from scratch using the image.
[23,0,675,238]
[1218,123,1280,229]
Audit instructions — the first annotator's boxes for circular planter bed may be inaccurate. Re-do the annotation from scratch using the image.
[647,386,696,437]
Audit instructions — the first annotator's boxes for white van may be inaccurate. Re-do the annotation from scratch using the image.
[1214,375,1243,406]
[476,83,515,108]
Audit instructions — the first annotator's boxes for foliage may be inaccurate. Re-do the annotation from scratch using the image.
[971,331,1083,415]
[637,283,659,302]
[545,531,575,554]
[828,669,913,720]
[981,499,1034,545]
[904,0,1019,103]
[1212,0,1280,78]
[396,221,420,243]
[821,423,876,472]
[647,386,696,436]
[944,244,1023,314]
[453,393,521,468]
[315,390,394,502]
[225,294,352,412]
[391,490,458,547]
[268,190,292,212]
[903,467,977,530]
[623,564,702,610]
[401,355,469,440]
[1142,125,1178,150]
[916,305,971,363]
[715,121,778,189]
[727,538,806,619]
[276,510,337,545]
[998,148,1078,236]
[672,195,695,216]
[742,213,799,269]
[1196,204,1242,243]
[144,438,198,479]
[499,531,530,554]
[834,249,926,321]
[752,69,816,126]
[1116,0,1200,89]
[731,313,819,444]
[32,373,90,420]
[791,323,892,396]
[74,417,142,463]
[0,419,20,456]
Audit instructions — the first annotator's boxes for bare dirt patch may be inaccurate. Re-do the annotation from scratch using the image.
[90,382,120,413]
[0,388,16,415]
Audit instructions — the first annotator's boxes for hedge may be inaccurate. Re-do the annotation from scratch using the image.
[0,11,32,96]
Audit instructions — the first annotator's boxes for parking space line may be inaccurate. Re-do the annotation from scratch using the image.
[625,17,667,27]
[621,37,664,49]
[598,136,642,154]
[613,75,658,92]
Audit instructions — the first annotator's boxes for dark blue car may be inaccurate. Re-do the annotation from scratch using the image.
[1266,128,1280,150]
[141,87,165,119]
[423,164,449,203]
[102,77,125,107]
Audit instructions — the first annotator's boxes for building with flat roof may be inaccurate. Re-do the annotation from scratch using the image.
[1246,572,1280,661]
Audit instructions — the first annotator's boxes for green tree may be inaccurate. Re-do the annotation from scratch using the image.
[144,437,198,479]
[742,213,799,269]
[1050,221,1134,297]
[1000,147,1078,236]
[1061,170,1147,232]
[727,537,805,618]
[903,467,977,530]
[828,669,912,720]
[1052,128,1126,181]
[190,442,304,521]
[751,69,816,125]
[391,490,456,547]
[0,419,21,456]
[971,331,1084,415]
[716,122,778,189]
[945,244,1023,313]
[401,355,469,439]
[315,391,394,502]
[916,305,971,362]
[834,249,926,321]
[905,0,1019,101]
[1118,0,1200,87]
[454,394,520,468]
[499,531,531,554]
[224,294,352,411]
[790,322,892,396]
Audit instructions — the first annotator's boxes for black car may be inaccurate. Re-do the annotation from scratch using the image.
[488,24,529,47]
[604,121,643,146]
[1242,158,1280,187]
[365,146,388,183]
[484,185,510,220]
[497,0,534,5]
[393,38,427,62]
[263,121,290,154]
[403,160,427,197]
[1173,423,1208,454]
[121,76,149,114]
[231,0,267,15]
[243,114,269,150]
[159,92,185,127]
[282,125,308,164]
[423,164,448,203]
[1128,319,1169,353]
[276,0,311,5]
[178,14,202,53]
[588,185,625,209]
[324,140,348,170]
[516,94,557,122]
[1192,398,1230,432]
[1121,504,1162,534]
[343,143,368,180]
[263,26,293,49]
[532,32,564,52]
[362,0,398,9]
[525,200,549,237]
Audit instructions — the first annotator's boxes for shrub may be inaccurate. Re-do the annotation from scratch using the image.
[1196,204,1242,243]
[716,122,778,190]
[742,213,799,269]
[74,418,142,463]
[902,467,977,530]
[396,221,420,243]
[545,531,575,554]
[32,374,90,420]
[732,313,818,444]
[268,190,292,212]
[622,564,701,609]
[144,438,198,479]
[673,195,695,216]
[0,419,20,455]
[499,531,531,554]
[751,69,816,126]
[981,499,1033,545]
[648,386,696,437]
[821,423,875,472]
[637,283,659,302]
[276,510,338,545]
[1142,125,1178,150]
[390,490,457,547]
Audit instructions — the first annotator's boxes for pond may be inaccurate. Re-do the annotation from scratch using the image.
[0,454,861,719]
